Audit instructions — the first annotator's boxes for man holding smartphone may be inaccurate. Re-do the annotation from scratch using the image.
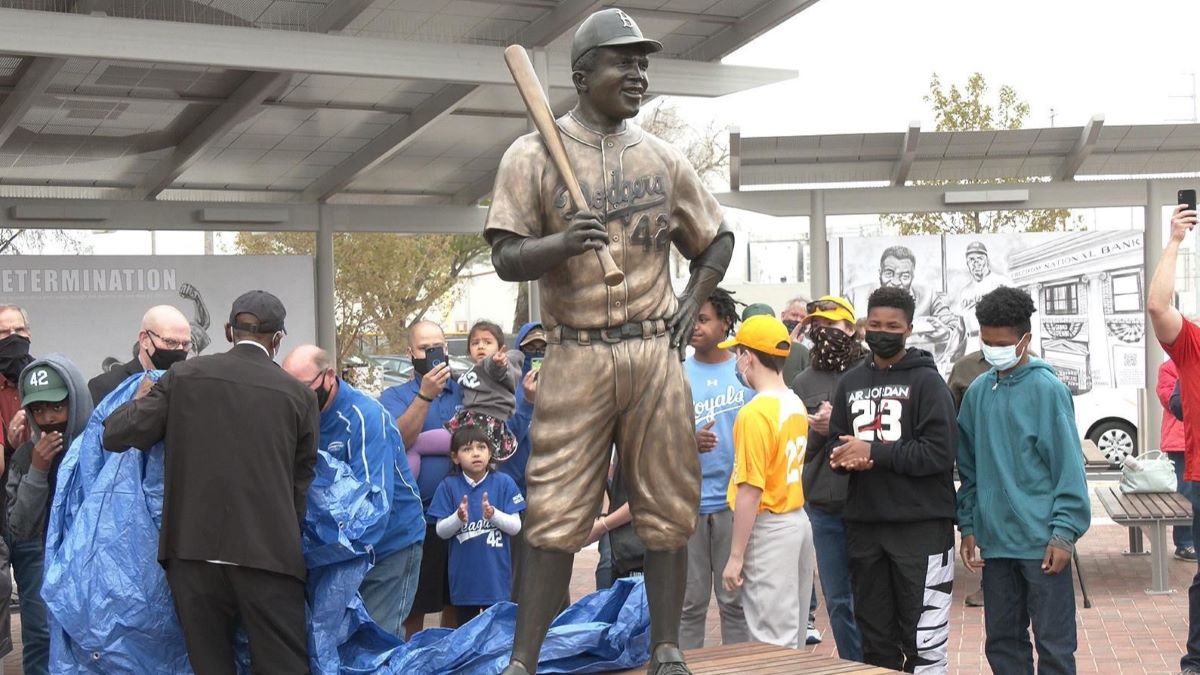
[379,320,534,637]
[1148,197,1200,674]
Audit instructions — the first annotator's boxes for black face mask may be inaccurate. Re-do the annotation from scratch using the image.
[39,421,67,436]
[0,334,33,384]
[810,326,863,372]
[411,356,432,379]
[782,319,800,335]
[148,347,188,371]
[315,377,332,410]
[865,330,906,359]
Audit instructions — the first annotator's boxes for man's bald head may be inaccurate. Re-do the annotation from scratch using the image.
[138,305,193,369]
[142,305,190,337]
[282,344,336,409]
[407,320,446,358]
[282,344,331,382]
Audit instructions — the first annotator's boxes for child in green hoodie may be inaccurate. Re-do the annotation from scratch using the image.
[956,287,1090,675]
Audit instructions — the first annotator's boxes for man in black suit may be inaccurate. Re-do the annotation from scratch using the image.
[102,290,319,675]
[88,305,193,404]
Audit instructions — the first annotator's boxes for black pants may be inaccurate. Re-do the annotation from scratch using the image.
[455,604,491,627]
[165,559,309,675]
[846,519,954,673]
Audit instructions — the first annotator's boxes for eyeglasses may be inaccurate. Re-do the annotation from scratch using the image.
[0,326,30,340]
[147,330,191,351]
[28,401,67,416]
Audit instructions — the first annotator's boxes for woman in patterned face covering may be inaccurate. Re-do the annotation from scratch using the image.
[807,298,863,373]
[789,295,866,662]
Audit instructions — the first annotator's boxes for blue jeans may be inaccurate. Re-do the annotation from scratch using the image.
[807,505,863,662]
[1170,452,1196,549]
[8,537,47,675]
[360,542,423,638]
[982,558,1076,675]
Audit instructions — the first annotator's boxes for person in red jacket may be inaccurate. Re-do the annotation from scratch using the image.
[1160,359,1197,561]
[1148,204,1200,674]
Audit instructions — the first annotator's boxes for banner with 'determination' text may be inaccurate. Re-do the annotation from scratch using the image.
[1,256,316,379]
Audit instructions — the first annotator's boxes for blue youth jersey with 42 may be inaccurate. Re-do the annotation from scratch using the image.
[428,471,526,606]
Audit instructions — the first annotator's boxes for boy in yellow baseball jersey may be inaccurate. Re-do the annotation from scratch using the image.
[718,315,816,649]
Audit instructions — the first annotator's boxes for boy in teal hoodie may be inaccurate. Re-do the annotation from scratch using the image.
[956,287,1090,675]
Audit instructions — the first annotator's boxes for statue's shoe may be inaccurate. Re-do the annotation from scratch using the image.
[647,644,691,675]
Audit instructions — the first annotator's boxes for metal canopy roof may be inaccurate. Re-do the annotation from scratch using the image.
[731,116,1200,189]
[0,0,808,205]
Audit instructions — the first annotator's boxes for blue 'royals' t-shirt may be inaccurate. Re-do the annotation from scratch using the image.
[685,356,752,514]
[427,471,526,606]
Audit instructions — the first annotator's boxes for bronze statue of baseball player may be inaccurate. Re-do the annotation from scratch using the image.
[485,9,733,675]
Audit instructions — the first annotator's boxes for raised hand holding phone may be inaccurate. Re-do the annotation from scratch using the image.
[1172,200,1198,243]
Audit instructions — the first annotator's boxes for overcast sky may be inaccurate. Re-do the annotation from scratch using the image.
[679,0,1200,135]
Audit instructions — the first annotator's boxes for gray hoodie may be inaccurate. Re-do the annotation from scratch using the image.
[7,353,93,542]
[459,349,524,421]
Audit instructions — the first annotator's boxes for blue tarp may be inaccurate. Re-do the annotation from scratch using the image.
[42,372,651,674]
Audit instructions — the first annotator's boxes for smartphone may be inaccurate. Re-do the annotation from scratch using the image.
[425,345,446,370]
[530,356,544,371]
[1179,189,1197,213]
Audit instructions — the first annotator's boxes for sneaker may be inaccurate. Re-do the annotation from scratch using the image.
[806,622,822,645]
[1176,546,1197,562]
[964,588,985,607]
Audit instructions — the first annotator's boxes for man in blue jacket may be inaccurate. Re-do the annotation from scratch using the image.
[956,287,1090,675]
[283,345,425,638]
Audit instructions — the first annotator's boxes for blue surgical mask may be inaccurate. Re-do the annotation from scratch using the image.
[734,351,750,389]
[982,334,1029,371]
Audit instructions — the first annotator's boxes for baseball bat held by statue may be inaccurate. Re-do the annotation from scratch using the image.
[503,44,625,287]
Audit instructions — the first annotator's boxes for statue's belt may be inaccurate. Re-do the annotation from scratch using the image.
[550,319,668,345]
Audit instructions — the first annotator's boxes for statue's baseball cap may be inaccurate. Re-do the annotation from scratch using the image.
[571,8,663,68]
[20,365,68,407]
[229,290,287,333]
[803,295,856,326]
[718,315,791,357]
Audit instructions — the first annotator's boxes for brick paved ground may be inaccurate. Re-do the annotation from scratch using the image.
[565,478,1194,675]
[4,478,1192,674]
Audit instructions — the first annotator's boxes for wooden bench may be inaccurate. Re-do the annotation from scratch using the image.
[1095,485,1193,594]
[613,643,898,674]
[1081,439,1109,468]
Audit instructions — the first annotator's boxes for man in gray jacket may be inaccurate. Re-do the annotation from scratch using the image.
[6,355,93,675]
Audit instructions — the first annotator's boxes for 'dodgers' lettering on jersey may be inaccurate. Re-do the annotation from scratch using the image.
[553,173,666,214]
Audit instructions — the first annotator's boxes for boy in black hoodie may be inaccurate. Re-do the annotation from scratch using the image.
[827,287,958,673]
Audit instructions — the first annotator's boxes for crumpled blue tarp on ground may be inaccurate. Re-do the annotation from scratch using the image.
[42,372,651,674]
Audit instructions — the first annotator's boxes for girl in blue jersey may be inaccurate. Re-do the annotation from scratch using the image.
[429,424,526,626]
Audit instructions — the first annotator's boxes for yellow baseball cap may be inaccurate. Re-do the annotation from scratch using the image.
[803,295,856,326]
[717,315,791,357]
